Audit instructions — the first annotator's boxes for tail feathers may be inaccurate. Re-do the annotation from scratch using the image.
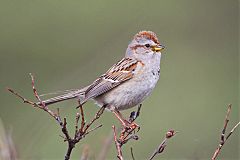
[37,90,85,106]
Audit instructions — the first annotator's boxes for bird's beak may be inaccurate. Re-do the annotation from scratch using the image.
[152,44,165,52]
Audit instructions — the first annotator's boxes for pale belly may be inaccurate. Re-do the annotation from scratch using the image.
[94,69,160,110]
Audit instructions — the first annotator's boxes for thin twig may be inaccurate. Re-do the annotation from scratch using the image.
[77,99,85,134]
[130,147,135,160]
[112,105,142,159]
[119,104,142,143]
[7,88,35,106]
[225,121,240,140]
[7,74,105,160]
[83,106,106,133]
[84,124,103,136]
[149,130,178,160]
[62,118,71,141]
[7,84,60,125]
[122,134,139,145]
[211,104,240,160]
[29,73,46,107]
[112,125,123,160]
[74,113,80,139]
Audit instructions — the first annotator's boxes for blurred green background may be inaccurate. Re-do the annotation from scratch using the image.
[0,0,239,159]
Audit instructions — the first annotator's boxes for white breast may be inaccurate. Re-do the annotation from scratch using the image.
[95,53,161,110]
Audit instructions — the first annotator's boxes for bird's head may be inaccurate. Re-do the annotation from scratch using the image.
[126,31,165,61]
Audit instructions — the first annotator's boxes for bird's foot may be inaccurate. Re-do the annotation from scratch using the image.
[112,109,140,143]
[119,121,140,142]
[123,120,140,131]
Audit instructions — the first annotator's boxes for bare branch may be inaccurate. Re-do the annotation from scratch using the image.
[29,73,46,107]
[149,130,178,160]
[7,83,60,125]
[130,147,135,160]
[225,121,240,140]
[112,105,142,159]
[74,113,80,139]
[211,104,240,160]
[83,105,106,133]
[7,74,105,160]
[7,87,35,106]
[84,124,103,136]
[77,99,85,134]
[112,125,123,160]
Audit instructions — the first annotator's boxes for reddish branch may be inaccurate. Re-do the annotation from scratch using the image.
[112,105,177,160]
[112,104,142,160]
[120,104,141,144]
[7,73,105,160]
[211,104,240,160]
[112,125,123,160]
[112,105,142,160]
[149,130,178,160]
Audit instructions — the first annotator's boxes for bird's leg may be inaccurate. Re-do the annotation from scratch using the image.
[112,109,141,145]
[113,110,139,131]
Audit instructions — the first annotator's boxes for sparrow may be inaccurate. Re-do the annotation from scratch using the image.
[39,31,165,128]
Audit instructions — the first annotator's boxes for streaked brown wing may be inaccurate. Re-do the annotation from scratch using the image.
[84,58,139,100]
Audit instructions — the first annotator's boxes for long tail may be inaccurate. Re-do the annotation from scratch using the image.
[37,89,85,106]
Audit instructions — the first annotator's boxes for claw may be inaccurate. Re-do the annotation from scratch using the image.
[128,122,139,130]
[112,109,140,142]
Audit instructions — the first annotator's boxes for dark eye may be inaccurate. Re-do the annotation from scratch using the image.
[145,44,150,48]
